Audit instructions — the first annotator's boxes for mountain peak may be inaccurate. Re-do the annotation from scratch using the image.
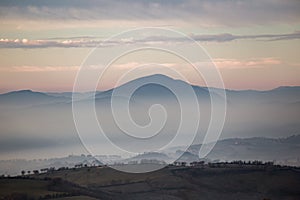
[118,74,191,89]
[272,86,300,91]
[141,74,174,80]
[0,89,69,107]
[8,89,34,94]
[95,74,210,100]
[123,74,177,85]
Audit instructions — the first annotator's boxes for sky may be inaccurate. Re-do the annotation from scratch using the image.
[0,0,300,162]
[0,0,300,92]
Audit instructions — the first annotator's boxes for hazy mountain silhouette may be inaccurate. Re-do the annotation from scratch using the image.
[0,74,299,160]
[1,135,299,175]
[186,135,300,165]
[95,74,211,101]
[123,135,300,166]
[0,90,69,109]
[1,74,299,106]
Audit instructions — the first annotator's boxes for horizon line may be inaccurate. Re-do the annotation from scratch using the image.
[1,85,300,95]
[1,73,300,94]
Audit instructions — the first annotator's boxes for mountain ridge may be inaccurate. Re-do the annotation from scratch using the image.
[1,74,300,96]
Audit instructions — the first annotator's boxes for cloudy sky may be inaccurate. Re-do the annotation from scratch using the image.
[0,0,300,92]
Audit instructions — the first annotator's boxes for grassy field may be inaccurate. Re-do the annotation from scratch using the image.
[0,178,65,199]
[55,196,98,200]
[0,165,300,200]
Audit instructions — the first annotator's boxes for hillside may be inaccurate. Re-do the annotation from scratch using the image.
[1,165,300,200]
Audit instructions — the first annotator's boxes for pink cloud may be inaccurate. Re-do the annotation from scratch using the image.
[11,66,80,72]
[213,58,282,69]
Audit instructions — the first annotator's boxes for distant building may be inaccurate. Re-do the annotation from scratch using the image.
[190,161,205,167]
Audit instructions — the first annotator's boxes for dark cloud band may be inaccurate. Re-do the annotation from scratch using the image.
[0,0,299,26]
[1,31,300,48]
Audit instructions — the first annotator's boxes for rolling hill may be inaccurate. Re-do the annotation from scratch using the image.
[1,164,300,200]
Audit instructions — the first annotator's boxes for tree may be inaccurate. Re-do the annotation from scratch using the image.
[21,170,25,176]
